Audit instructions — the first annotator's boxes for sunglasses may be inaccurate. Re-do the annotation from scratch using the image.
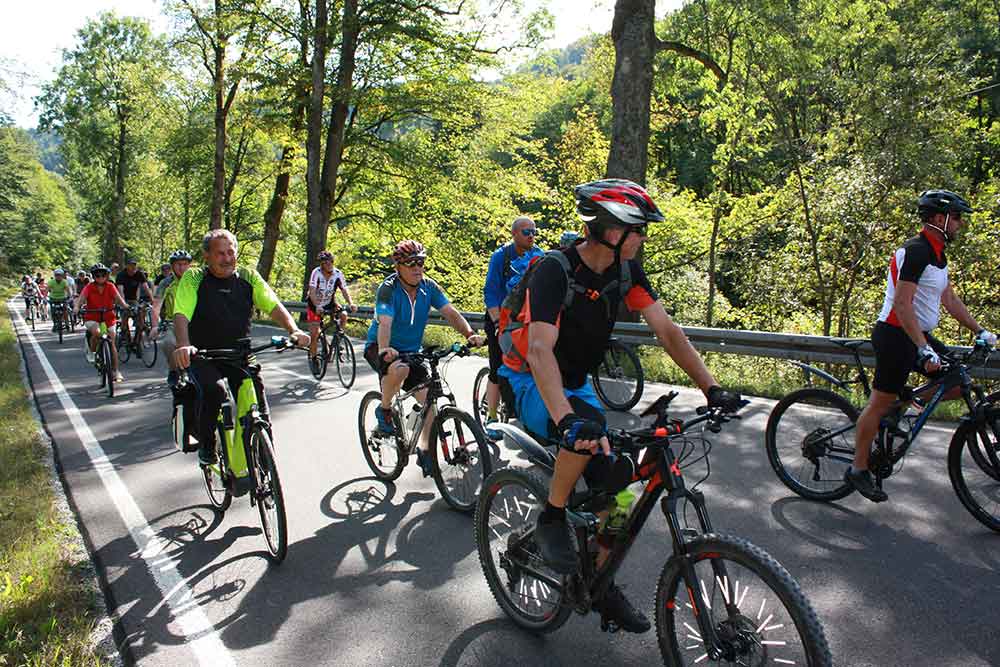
[520,228,538,237]
[399,258,425,267]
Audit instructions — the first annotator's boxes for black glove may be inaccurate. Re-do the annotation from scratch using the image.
[557,413,605,449]
[707,386,743,413]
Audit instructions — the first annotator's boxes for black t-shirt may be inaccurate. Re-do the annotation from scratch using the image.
[115,270,148,300]
[154,273,168,286]
[189,270,255,350]
[526,246,657,389]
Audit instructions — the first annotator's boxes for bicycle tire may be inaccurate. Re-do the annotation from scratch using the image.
[475,467,574,633]
[765,387,858,501]
[251,425,288,563]
[312,334,329,380]
[117,329,131,364]
[28,304,35,331]
[140,327,158,368]
[592,339,643,411]
[655,533,832,667]
[57,316,63,344]
[101,339,114,398]
[948,419,1000,532]
[358,391,406,480]
[203,425,232,512]
[430,406,492,513]
[472,366,509,429]
[335,333,356,388]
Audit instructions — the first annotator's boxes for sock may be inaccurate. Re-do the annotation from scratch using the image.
[487,407,497,420]
[539,502,565,523]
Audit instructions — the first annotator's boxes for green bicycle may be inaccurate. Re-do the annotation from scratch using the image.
[176,336,291,563]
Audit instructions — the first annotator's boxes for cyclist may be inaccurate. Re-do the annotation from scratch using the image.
[20,275,39,315]
[76,270,91,289]
[115,258,153,349]
[74,264,130,382]
[482,217,543,436]
[173,229,309,466]
[364,240,485,476]
[498,179,742,634]
[35,275,49,320]
[47,269,73,332]
[845,189,997,502]
[151,250,193,382]
[306,250,357,372]
[154,262,171,286]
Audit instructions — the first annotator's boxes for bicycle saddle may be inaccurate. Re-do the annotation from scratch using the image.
[830,337,869,350]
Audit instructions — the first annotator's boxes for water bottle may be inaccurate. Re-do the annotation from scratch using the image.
[599,488,635,546]
[405,403,422,435]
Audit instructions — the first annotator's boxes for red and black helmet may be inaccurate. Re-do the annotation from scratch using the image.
[392,240,427,263]
[574,179,665,225]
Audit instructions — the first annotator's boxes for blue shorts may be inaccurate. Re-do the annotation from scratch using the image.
[498,365,603,440]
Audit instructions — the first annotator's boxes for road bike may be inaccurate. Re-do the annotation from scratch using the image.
[476,393,831,665]
[116,303,158,368]
[308,305,356,387]
[80,308,116,398]
[358,343,492,513]
[472,337,645,431]
[765,337,1000,531]
[177,336,292,563]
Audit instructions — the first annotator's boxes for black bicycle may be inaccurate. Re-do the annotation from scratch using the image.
[116,304,157,368]
[476,393,831,665]
[80,308,116,398]
[23,296,37,332]
[765,337,1000,531]
[358,344,492,512]
[49,300,73,344]
[309,305,356,387]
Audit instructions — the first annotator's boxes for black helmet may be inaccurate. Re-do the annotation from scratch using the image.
[917,190,972,215]
[575,179,665,226]
[169,249,192,263]
[91,263,109,275]
[317,250,334,261]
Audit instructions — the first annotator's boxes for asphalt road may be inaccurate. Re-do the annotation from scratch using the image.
[10,302,999,667]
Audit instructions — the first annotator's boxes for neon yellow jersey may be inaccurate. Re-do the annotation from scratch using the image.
[173,266,280,349]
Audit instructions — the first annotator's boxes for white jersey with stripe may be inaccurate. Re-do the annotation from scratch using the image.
[309,266,346,308]
[877,231,948,332]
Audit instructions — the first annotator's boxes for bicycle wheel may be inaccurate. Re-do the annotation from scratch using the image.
[203,425,232,512]
[475,467,574,633]
[28,304,35,331]
[101,339,114,398]
[592,339,643,411]
[358,391,406,480]
[655,533,832,667]
[335,333,356,388]
[948,417,1000,532]
[250,425,287,563]
[765,388,858,501]
[430,406,492,513]
[311,334,329,380]
[117,328,131,364]
[139,327,158,368]
[472,366,508,429]
[57,314,64,344]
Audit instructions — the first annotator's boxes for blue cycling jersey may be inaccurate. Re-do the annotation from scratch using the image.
[365,274,449,352]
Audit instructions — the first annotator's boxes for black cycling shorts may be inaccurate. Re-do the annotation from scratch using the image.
[363,343,430,392]
[483,313,503,383]
[871,321,949,395]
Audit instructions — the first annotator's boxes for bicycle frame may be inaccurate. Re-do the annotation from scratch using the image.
[388,358,455,452]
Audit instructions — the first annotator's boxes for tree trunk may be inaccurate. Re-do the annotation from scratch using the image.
[257,146,293,281]
[110,114,128,262]
[606,0,657,184]
[705,203,722,327]
[210,27,226,230]
[304,0,328,295]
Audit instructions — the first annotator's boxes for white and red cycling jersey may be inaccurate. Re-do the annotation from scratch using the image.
[308,266,346,309]
[877,230,948,332]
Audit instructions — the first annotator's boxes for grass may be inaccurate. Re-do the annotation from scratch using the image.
[0,299,109,667]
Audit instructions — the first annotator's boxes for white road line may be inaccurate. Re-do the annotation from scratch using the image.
[9,303,235,667]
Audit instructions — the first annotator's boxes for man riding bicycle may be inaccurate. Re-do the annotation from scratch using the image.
[115,258,154,348]
[306,250,356,373]
[173,229,309,466]
[74,264,130,382]
[151,250,193,382]
[497,179,742,634]
[364,240,485,477]
[20,275,39,315]
[845,189,997,502]
[47,269,73,331]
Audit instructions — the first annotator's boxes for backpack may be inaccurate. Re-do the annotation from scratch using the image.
[504,247,543,294]
[497,250,633,372]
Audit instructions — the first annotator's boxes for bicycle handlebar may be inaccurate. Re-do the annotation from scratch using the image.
[392,342,480,364]
[194,335,300,362]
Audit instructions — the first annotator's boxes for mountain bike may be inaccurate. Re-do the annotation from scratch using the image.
[24,297,37,332]
[50,300,72,344]
[116,304,157,368]
[765,337,1000,531]
[358,343,492,513]
[178,336,292,563]
[308,305,356,387]
[476,393,831,666]
[80,308,116,398]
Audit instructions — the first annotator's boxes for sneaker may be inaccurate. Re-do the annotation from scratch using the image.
[86,351,95,364]
[374,406,395,435]
[594,582,651,634]
[114,371,124,382]
[415,448,434,477]
[198,445,218,466]
[485,426,504,441]
[533,514,577,574]
[844,467,888,503]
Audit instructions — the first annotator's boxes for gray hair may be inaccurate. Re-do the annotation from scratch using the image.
[202,228,238,253]
[511,216,534,232]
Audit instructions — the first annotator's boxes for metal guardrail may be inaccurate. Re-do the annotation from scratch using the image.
[285,302,1000,380]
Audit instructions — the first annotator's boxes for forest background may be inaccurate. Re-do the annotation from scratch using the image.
[2,0,999,344]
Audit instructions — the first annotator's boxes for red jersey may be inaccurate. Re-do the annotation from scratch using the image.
[80,282,121,325]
